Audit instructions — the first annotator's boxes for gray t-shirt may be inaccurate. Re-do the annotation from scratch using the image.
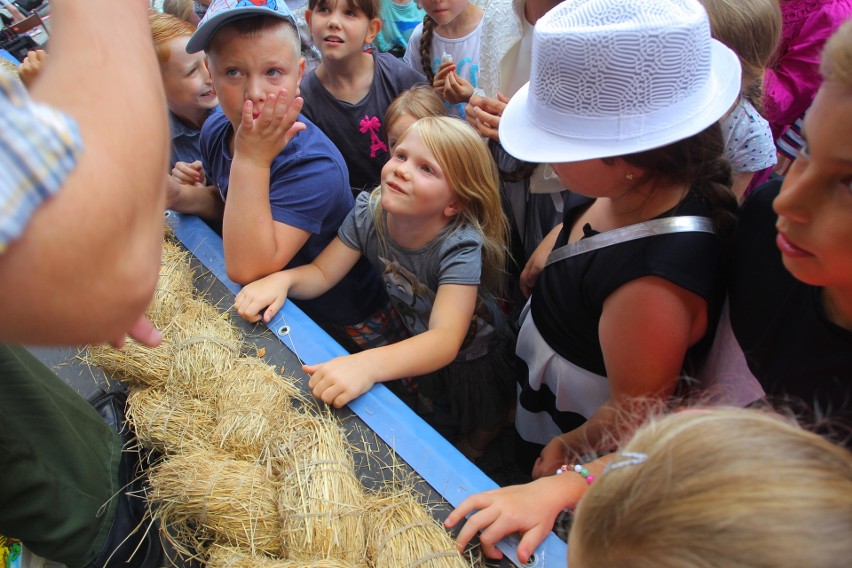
[338,192,502,361]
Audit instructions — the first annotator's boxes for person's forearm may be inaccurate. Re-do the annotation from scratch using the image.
[356,326,464,384]
[169,185,225,221]
[0,0,168,345]
[222,158,282,282]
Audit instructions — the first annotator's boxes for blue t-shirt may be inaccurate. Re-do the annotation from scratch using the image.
[169,109,216,171]
[201,110,385,325]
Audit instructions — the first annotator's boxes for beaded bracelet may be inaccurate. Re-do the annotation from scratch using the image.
[556,463,595,485]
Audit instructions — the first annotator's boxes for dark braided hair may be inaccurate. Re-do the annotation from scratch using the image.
[419,15,436,83]
[617,123,737,240]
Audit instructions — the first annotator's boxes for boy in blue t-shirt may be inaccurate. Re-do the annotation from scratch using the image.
[187,0,397,351]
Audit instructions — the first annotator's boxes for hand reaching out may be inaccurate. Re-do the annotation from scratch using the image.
[444,475,580,563]
[233,272,292,323]
[304,352,379,408]
[234,89,306,166]
[18,49,47,88]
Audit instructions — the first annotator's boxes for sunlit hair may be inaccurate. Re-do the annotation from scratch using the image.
[308,0,380,21]
[384,85,447,144]
[821,18,852,87]
[207,16,301,59]
[162,0,197,25]
[698,0,781,111]
[370,117,509,293]
[149,9,197,66]
[570,407,852,568]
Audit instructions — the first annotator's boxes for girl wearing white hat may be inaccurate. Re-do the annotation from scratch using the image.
[495,0,742,476]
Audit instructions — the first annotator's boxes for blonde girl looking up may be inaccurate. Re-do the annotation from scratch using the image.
[235,117,516,460]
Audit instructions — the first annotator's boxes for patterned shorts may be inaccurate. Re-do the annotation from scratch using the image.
[342,303,409,351]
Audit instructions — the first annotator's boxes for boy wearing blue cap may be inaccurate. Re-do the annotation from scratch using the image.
[188,0,400,351]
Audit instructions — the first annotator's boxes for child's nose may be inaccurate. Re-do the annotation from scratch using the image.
[245,77,265,105]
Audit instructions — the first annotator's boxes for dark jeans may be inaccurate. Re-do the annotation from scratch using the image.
[0,345,119,567]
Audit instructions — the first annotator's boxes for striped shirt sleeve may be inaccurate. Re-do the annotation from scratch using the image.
[0,72,82,255]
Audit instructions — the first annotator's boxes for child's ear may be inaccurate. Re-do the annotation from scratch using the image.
[366,17,382,44]
[443,200,463,218]
[296,57,306,96]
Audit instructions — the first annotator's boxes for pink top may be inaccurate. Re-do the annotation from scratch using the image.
[763,0,852,139]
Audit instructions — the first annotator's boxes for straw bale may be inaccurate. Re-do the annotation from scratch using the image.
[214,358,307,462]
[83,340,175,388]
[148,449,282,556]
[366,490,469,567]
[126,387,216,454]
[166,297,243,398]
[147,240,195,329]
[205,546,357,568]
[274,416,368,564]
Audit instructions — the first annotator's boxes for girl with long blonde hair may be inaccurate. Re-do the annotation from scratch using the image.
[235,116,515,459]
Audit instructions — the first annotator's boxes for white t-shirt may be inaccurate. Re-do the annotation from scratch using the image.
[403,18,484,116]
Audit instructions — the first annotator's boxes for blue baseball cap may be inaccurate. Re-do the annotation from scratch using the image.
[186,0,297,53]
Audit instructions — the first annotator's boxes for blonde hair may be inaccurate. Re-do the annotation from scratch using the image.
[821,19,852,87]
[384,85,447,138]
[698,0,781,110]
[149,9,197,66]
[371,117,508,293]
[570,407,852,568]
[162,0,197,25]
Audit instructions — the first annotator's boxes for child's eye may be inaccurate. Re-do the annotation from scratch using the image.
[394,152,406,161]
[420,164,434,174]
[345,9,358,16]
[186,67,198,78]
[225,68,240,77]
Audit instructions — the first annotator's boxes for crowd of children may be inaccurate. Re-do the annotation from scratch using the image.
[5,0,851,564]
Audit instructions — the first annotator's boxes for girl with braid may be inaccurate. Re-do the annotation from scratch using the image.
[401,0,486,116]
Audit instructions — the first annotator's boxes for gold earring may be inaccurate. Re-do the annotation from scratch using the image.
[626,172,634,180]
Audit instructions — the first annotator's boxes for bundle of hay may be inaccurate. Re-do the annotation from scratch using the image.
[367,490,469,567]
[148,449,282,557]
[205,546,357,568]
[274,415,368,564]
[147,240,195,329]
[84,339,175,388]
[126,387,216,454]
[167,297,243,397]
[213,358,307,461]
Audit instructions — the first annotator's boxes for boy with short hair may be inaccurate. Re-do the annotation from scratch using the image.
[187,0,397,351]
[149,10,223,221]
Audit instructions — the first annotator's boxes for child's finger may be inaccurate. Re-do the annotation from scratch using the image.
[240,99,254,129]
[303,363,320,376]
[263,296,286,322]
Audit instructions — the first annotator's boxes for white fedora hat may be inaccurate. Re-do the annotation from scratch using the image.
[499,0,741,163]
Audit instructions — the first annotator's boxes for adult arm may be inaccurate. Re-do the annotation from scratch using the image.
[533,276,706,477]
[305,283,477,408]
[0,0,168,345]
